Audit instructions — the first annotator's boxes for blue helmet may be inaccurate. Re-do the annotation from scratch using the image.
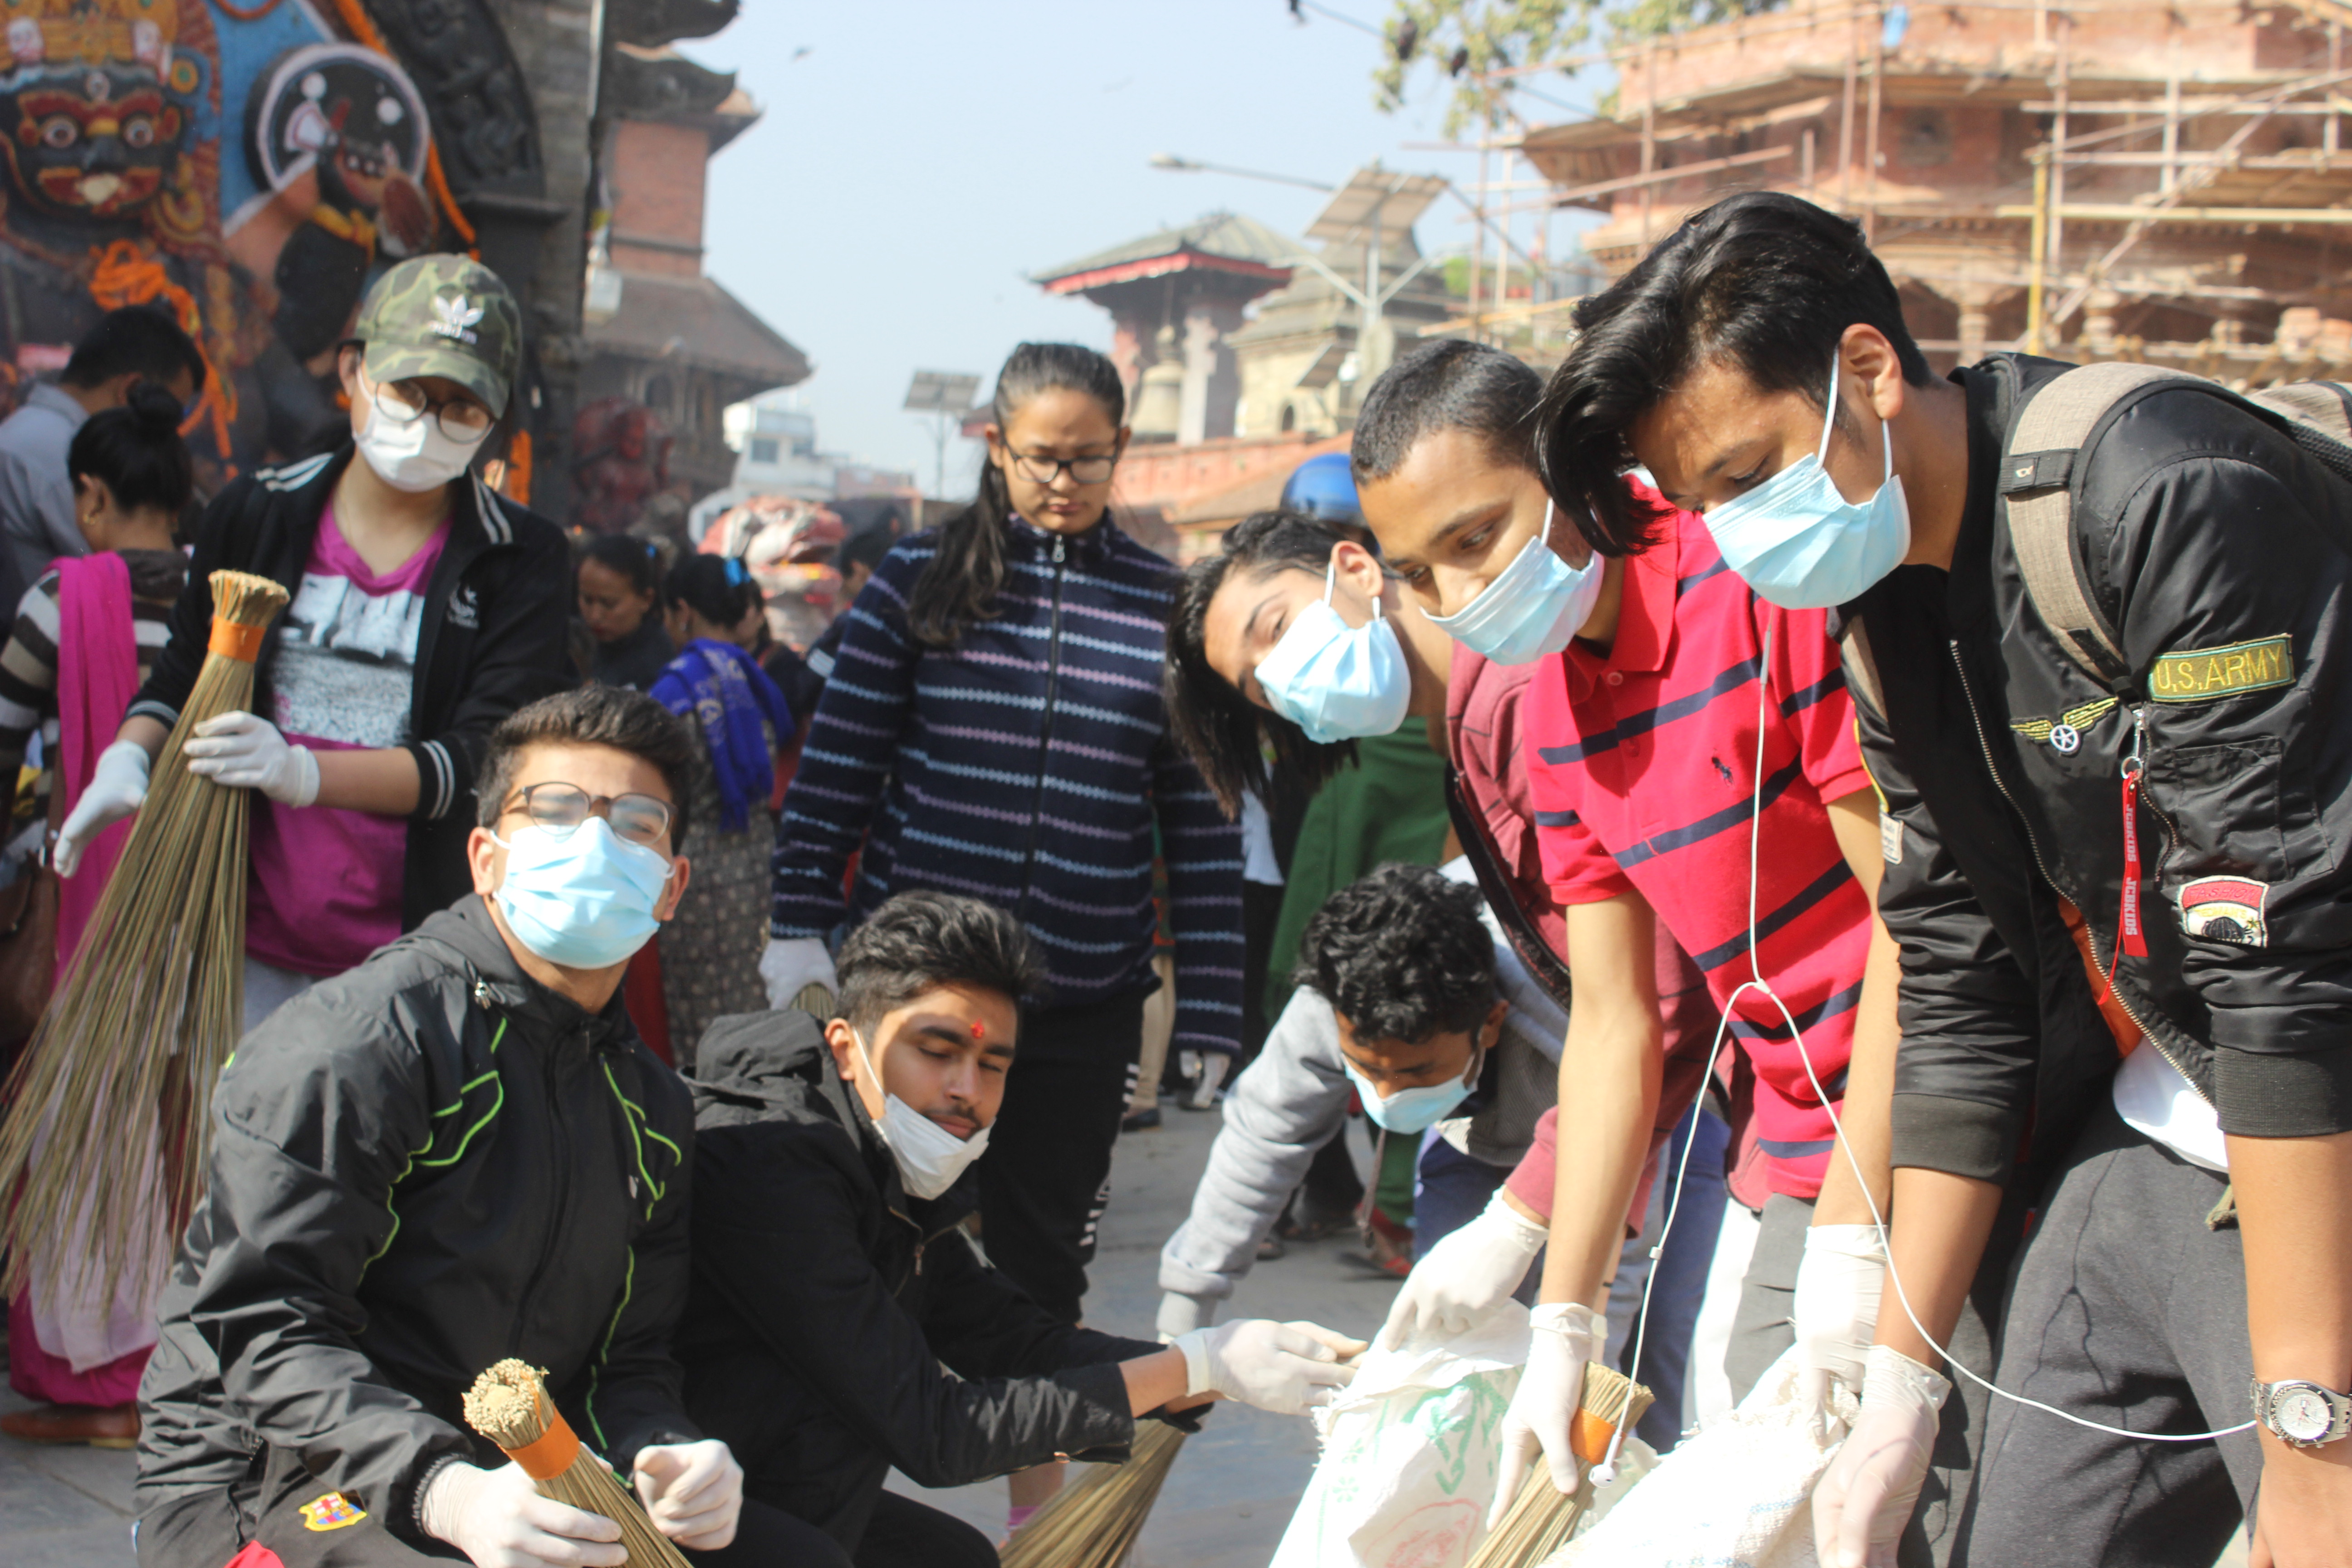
[1280,451,1362,525]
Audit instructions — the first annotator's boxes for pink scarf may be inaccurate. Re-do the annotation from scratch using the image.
[53,551,138,978]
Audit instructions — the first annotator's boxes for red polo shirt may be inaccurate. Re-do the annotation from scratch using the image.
[1526,500,1873,1200]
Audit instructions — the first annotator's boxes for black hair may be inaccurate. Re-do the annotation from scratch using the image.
[835,890,1045,1037]
[835,524,896,578]
[664,553,760,629]
[1536,191,1931,558]
[68,380,192,517]
[1352,339,1545,485]
[906,342,1125,648]
[577,532,662,597]
[62,306,206,395]
[476,684,697,847]
[1296,863,1496,1044]
[1163,509,1362,818]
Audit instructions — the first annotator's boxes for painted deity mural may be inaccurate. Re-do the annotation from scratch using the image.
[0,0,493,486]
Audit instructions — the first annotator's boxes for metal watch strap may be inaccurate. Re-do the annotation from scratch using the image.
[2250,1377,2352,1448]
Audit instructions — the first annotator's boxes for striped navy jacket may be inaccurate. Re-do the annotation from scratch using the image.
[771,517,1245,1054]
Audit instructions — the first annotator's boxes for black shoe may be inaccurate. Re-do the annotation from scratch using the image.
[1121,1107,1161,1132]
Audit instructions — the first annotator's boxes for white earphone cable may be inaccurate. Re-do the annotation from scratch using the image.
[1592,618,2249,1482]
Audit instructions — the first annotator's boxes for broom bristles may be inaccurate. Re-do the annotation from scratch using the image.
[0,571,289,1309]
[1465,1364,1653,1568]
[464,1359,694,1568]
[997,1418,1188,1568]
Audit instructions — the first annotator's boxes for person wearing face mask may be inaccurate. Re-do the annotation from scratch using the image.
[132,686,858,1568]
[1544,191,2352,1568]
[1347,338,1907,1534]
[1163,507,1730,1448]
[53,255,570,1027]
[675,890,1363,1566]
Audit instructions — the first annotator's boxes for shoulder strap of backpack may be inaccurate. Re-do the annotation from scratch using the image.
[1997,360,2190,691]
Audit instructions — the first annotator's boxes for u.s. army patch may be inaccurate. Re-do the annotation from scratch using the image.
[2179,877,2269,946]
[2147,636,2293,703]
[300,1492,366,1531]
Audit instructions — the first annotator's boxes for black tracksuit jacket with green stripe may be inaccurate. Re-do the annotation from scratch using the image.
[134,896,698,1548]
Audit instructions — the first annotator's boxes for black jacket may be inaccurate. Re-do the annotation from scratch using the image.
[1845,353,2352,1191]
[674,1010,1156,1548]
[128,446,572,929]
[136,897,698,1543]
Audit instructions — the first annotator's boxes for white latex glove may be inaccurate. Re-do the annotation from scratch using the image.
[1377,1188,1547,1352]
[53,740,149,877]
[1156,1289,1217,1342]
[1173,1318,1367,1416]
[1794,1224,1889,1422]
[1490,1300,1607,1528]
[632,1438,742,1550]
[1812,1344,1950,1568]
[419,1459,626,1568]
[1182,1050,1229,1109]
[183,711,318,805]
[761,936,837,1010]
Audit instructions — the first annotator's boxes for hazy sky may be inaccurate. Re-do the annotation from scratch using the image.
[696,0,1603,497]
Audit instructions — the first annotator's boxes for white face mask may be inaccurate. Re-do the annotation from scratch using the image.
[849,1029,990,1201]
[355,397,490,493]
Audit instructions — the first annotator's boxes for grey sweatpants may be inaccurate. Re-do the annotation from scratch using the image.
[1726,1191,1999,1568]
[1956,1101,2256,1568]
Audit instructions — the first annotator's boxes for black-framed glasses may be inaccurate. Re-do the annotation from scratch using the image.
[368,374,495,441]
[1004,448,1118,486]
[501,782,673,848]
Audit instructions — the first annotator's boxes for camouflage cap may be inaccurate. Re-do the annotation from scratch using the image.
[354,254,523,419]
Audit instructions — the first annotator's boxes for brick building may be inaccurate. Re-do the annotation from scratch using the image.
[1502,0,2352,379]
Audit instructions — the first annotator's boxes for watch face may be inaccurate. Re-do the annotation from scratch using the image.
[2278,1388,2335,1443]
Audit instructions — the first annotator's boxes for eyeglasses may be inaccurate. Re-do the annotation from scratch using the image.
[500,782,674,848]
[1003,448,1118,486]
[368,375,495,441]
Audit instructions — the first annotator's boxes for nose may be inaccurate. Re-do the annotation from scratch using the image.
[83,135,126,173]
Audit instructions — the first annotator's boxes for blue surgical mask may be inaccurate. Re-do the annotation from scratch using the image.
[1343,1050,1479,1136]
[492,818,675,970]
[1254,559,1413,744]
[1701,351,1911,610]
[1427,499,1605,666]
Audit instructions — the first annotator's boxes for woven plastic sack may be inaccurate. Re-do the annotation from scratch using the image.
[1268,1303,1530,1568]
[1543,1346,1857,1568]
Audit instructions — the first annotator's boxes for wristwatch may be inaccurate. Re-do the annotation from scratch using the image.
[2249,1377,2352,1448]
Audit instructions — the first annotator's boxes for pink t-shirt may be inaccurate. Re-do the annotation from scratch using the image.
[245,504,448,976]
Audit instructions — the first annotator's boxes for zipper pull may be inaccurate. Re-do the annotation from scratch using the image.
[1053,537,1065,564]
[2118,706,2150,959]
[913,1240,924,1276]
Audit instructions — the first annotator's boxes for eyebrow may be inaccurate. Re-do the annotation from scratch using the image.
[1238,591,1291,704]
[1401,498,1512,564]
[1343,1050,1440,1077]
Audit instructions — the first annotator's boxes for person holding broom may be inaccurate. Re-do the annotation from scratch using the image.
[0,379,195,1450]
[132,685,859,1568]
[52,254,572,1028]
[675,889,1367,1567]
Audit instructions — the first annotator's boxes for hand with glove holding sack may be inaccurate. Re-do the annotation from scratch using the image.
[1378,1187,1548,1352]
[1488,1299,1609,1528]
[1811,1343,1950,1568]
[1793,1223,1889,1427]
[1171,1318,1367,1416]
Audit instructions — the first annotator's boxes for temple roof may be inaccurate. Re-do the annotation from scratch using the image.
[1033,212,1300,295]
[584,272,809,389]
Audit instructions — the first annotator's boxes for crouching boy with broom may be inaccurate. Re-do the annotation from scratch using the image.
[672,889,1369,1568]
[133,686,850,1568]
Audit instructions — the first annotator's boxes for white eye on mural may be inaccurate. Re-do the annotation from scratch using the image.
[301,72,325,99]
[39,116,77,150]
[122,116,154,149]
[377,96,402,125]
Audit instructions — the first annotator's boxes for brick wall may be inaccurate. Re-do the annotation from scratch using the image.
[609,120,708,277]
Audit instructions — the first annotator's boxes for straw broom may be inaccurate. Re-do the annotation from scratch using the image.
[464,1359,694,1568]
[0,571,289,1312]
[998,1417,1188,1568]
[1466,1364,1652,1568]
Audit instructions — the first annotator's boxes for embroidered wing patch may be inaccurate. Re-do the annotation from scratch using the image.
[2178,877,2270,947]
[2011,696,2118,754]
[300,1492,367,1531]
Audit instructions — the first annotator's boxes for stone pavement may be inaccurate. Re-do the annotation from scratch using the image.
[0,1095,2252,1567]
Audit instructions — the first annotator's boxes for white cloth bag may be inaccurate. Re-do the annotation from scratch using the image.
[1545,1346,1856,1568]
[1269,1303,1532,1568]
